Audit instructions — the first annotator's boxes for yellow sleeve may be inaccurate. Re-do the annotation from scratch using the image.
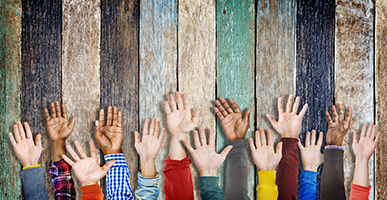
[23,164,41,170]
[257,170,278,200]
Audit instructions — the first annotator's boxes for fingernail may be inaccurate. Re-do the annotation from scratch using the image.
[95,121,99,126]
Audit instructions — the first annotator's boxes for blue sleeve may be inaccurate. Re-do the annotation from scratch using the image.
[20,166,49,200]
[299,170,319,200]
[105,154,134,200]
[135,172,160,200]
[199,177,224,200]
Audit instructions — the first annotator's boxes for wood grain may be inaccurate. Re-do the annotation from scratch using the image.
[178,0,216,199]
[335,0,374,199]
[140,0,177,199]
[22,0,62,198]
[0,0,22,198]
[62,0,101,198]
[100,0,139,194]
[376,0,387,199]
[216,0,255,198]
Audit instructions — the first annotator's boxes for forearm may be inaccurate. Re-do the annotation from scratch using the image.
[257,170,278,200]
[276,138,298,200]
[299,170,318,200]
[140,157,156,177]
[320,148,346,200]
[52,140,66,162]
[169,134,188,160]
[353,157,369,187]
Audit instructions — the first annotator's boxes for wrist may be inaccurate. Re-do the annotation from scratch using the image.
[140,156,156,177]
[258,165,276,171]
[355,156,369,164]
[200,169,218,177]
[303,165,319,172]
[52,140,66,146]
[103,149,123,155]
[81,181,98,187]
[171,134,188,141]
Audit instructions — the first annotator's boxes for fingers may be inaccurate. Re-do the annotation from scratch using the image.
[220,145,233,160]
[297,139,304,150]
[9,132,17,147]
[370,124,377,139]
[155,120,160,137]
[44,108,51,121]
[169,93,177,111]
[182,93,191,111]
[66,144,80,161]
[266,114,278,127]
[208,128,215,146]
[13,124,21,142]
[332,105,338,122]
[215,99,228,116]
[199,128,207,146]
[102,160,116,174]
[106,106,113,126]
[175,91,184,110]
[183,140,195,154]
[164,101,172,114]
[374,132,381,144]
[325,111,333,124]
[99,109,105,126]
[192,110,199,124]
[74,141,87,159]
[243,108,252,123]
[90,140,96,159]
[352,132,358,146]
[17,122,26,140]
[112,107,118,126]
[24,122,33,139]
[134,131,141,146]
[276,142,283,157]
[298,104,308,117]
[305,131,311,147]
[36,134,42,148]
[277,97,284,113]
[249,138,256,151]
[143,119,150,136]
[214,107,224,120]
[366,122,374,138]
[317,132,323,147]
[51,102,56,118]
[117,111,123,127]
[55,101,62,117]
[68,117,77,131]
[267,129,273,146]
[338,104,345,122]
[62,103,68,119]
[149,118,156,136]
[311,130,316,145]
[159,128,165,141]
[254,130,260,147]
[194,130,200,148]
[292,97,300,114]
[62,155,74,166]
[229,98,241,113]
[286,95,294,113]
[345,106,352,126]
[360,123,368,138]
[220,97,234,114]
[260,128,267,146]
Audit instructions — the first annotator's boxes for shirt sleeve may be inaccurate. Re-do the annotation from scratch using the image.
[104,154,134,200]
[198,176,224,200]
[80,184,104,200]
[48,159,76,200]
[276,138,298,200]
[299,170,318,200]
[349,182,371,200]
[257,170,278,200]
[320,148,346,200]
[135,172,160,200]
[224,140,249,200]
[20,166,49,200]
[163,156,194,200]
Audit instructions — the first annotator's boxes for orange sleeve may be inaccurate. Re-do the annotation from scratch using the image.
[80,184,104,200]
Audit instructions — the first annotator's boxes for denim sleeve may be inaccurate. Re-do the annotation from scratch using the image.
[135,172,160,200]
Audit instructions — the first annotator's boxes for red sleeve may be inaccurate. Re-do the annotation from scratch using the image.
[276,138,298,200]
[349,182,371,200]
[80,184,104,200]
[163,156,194,200]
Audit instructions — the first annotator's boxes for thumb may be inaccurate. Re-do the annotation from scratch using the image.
[183,140,195,154]
[276,142,283,158]
[68,117,77,131]
[134,132,141,146]
[102,160,116,174]
[266,114,278,127]
[220,145,233,160]
[243,108,252,123]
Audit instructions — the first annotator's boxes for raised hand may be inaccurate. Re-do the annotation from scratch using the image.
[95,106,124,155]
[249,128,282,171]
[135,118,165,177]
[164,92,199,136]
[62,141,115,187]
[45,101,77,142]
[352,123,380,161]
[9,122,42,167]
[214,97,252,141]
[298,130,324,172]
[325,104,352,146]
[183,128,233,176]
[266,95,308,138]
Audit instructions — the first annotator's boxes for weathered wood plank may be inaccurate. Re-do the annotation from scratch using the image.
[140,0,177,199]
[100,0,139,194]
[335,0,375,199]
[178,0,216,199]
[216,0,255,198]
[0,0,22,198]
[22,0,62,198]
[375,0,387,198]
[62,0,101,198]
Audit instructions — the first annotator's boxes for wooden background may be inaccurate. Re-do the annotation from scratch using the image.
[0,0,385,199]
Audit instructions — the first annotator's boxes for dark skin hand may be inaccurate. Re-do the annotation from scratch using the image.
[214,97,252,141]
[325,104,352,145]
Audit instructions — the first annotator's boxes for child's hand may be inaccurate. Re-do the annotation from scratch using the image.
[214,97,252,141]
[266,95,308,138]
[298,130,324,172]
[95,106,124,155]
[249,128,282,171]
[164,92,199,136]
[183,128,233,177]
[325,104,352,145]
[352,123,380,161]
[62,141,115,187]
[45,101,76,142]
[9,122,42,167]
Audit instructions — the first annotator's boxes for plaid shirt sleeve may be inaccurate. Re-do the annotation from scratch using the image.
[105,154,134,200]
[48,159,76,200]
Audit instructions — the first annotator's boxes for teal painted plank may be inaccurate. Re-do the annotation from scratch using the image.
[216,0,255,198]
[0,0,22,198]
[140,0,177,199]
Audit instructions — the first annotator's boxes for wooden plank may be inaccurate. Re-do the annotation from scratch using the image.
[216,0,255,198]
[335,0,375,199]
[21,0,62,198]
[178,0,216,199]
[100,0,139,193]
[0,0,22,198]
[62,0,101,198]
[139,0,177,199]
[376,0,387,198]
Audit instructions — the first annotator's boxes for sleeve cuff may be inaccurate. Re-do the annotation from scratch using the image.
[48,159,71,176]
[280,138,298,151]
[137,171,160,186]
[23,164,41,170]
[323,148,344,161]
[325,145,345,151]
[80,184,104,200]
[227,140,246,148]
[199,176,219,189]
[300,170,318,181]
[258,170,276,186]
[351,182,371,199]
[104,154,127,167]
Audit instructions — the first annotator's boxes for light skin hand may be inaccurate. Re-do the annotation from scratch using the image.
[95,106,124,155]
[45,101,77,162]
[9,122,42,168]
[297,130,324,172]
[249,128,282,171]
[135,118,165,177]
[352,123,381,187]
[325,104,352,145]
[164,92,199,160]
[183,128,233,177]
[214,97,252,141]
[266,95,308,138]
[62,141,115,187]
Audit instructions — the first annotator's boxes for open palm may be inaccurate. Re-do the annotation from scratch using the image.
[45,101,76,142]
[298,130,324,171]
[250,129,282,170]
[352,123,380,160]
[325,104,352,145]
[135,118,165,160]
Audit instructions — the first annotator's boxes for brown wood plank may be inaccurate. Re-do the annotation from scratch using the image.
[62,0,101,198]
[335,0,375,198]
[178,0,216,199]
[375,0,387,198]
